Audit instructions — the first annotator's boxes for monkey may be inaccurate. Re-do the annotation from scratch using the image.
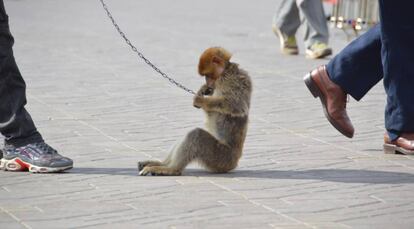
[138,47,252,176]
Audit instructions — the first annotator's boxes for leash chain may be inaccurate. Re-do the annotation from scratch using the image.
[99,0,196,95]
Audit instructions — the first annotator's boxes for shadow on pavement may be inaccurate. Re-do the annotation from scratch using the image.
[192,169,414,184]
[69,167,414,184]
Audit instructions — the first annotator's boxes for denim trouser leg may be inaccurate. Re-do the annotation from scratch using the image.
[326,25,383,101]
[379,0,414,140]
[0,0,42,146]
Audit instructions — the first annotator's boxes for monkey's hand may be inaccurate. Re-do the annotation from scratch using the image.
[193,95,205,109]
[197,84,214,96]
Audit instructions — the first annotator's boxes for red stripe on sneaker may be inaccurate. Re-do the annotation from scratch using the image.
[15,159,29,170]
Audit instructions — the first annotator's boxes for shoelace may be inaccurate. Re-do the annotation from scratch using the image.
[33,142,58,155]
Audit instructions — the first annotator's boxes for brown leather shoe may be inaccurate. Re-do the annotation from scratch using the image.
[304,65,354,138]
[384,133,414,155]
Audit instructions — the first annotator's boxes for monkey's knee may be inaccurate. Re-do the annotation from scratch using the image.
[184,128,217,147]
[185,128,205,140]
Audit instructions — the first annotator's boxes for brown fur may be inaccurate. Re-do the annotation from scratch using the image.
[138,47,252,176]
[198,47,232,76]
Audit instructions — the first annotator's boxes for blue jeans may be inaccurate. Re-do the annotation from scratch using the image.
[0,0,43,146]
[326,1,414,140]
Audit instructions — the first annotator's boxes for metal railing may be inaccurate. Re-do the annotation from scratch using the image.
[328,0,379,37]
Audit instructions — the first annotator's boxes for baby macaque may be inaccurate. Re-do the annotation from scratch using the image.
[138,47,252,175]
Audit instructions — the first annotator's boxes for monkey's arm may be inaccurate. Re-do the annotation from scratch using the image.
[194,96,248,116]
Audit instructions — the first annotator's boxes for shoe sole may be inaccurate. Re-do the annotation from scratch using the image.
[383,144,414,155]
[304,73,353,138]
[306,48,332,59]
[0,157,72,173]
[272,26,299,55]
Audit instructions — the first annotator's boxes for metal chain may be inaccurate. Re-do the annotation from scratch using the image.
[99,0,196,95]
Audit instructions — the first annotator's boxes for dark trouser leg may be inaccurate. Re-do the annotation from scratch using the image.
[326,24,383,101]
[0,0,42,147]
[379,1,414,141]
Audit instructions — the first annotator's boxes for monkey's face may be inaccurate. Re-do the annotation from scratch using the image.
[203,72,221,95]
[199,75,214,96]
[203,61,225,88]
[204,74,216,89]
[198,47,230,93]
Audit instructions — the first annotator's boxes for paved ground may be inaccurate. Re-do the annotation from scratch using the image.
[1,0,414,228]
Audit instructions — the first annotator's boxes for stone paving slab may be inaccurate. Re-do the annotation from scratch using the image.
[1,0,414,228]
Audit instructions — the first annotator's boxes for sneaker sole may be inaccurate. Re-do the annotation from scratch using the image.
[0,157,72,173]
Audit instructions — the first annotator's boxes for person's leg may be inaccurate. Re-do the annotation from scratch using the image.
[0,0,43,147]
[297,0,329,47]
[379,1,414,142]
[272,0,301,55]
[273,0,302,37]
[297,0,332,59]
[0,0,72,172]
[326,24,383,101]
[304,25,383,138]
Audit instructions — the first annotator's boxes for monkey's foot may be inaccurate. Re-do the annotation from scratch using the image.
[138,160,162,172]
[139,166,181,176]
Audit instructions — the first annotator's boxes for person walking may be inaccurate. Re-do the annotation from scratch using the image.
[273,0,332,59]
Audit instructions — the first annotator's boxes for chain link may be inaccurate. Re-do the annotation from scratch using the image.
[99,0,196,95]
